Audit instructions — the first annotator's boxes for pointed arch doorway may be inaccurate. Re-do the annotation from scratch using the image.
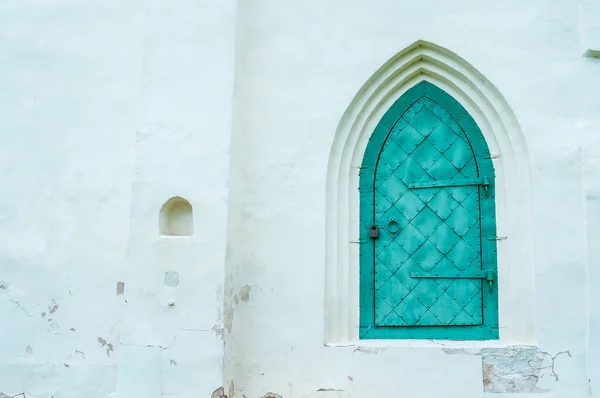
[325,40,534,344]
[359,81,498,340]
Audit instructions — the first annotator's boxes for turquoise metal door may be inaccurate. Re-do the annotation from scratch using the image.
[359,81,498,340]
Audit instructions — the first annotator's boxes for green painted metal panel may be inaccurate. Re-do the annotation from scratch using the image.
[359,81,498,340]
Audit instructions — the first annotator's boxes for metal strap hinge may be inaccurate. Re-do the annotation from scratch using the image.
[411,270,496,292]
[408,176,491,194]
[410,270,495,280]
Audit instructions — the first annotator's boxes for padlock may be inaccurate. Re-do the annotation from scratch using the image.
[369,225,379,239]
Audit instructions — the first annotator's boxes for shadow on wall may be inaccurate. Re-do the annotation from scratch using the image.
[159,197,194,237]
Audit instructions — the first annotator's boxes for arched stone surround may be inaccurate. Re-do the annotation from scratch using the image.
[325,40,536,345]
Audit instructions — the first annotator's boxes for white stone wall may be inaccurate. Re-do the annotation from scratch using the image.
[1,0,600,397]
[0,1,235,397]
[226,1,600,398]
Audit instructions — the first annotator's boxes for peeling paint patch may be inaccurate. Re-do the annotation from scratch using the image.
[263,393,282,398]
[584,49,600,58]
[353,346,386,355]
[300,389,350,398]
[165,271,180,286]
[25,345,33,355]
[170,359,177,366]
[49,303,58,314]
[212,324,224,339]
[442,345,573,393]
[106,343,114,357]
[223,285,254,335]
[240,285,251,302]
[481,346,544,393]
[117,281,125,295]
[41,312,47,318]
[0,281,7,289]
[98,337,115,357]
[211,386,225,398]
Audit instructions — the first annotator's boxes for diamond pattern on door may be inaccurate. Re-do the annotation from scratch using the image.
[373,96,484,327]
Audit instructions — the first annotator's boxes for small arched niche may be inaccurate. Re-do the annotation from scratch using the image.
[159,197,194,237]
